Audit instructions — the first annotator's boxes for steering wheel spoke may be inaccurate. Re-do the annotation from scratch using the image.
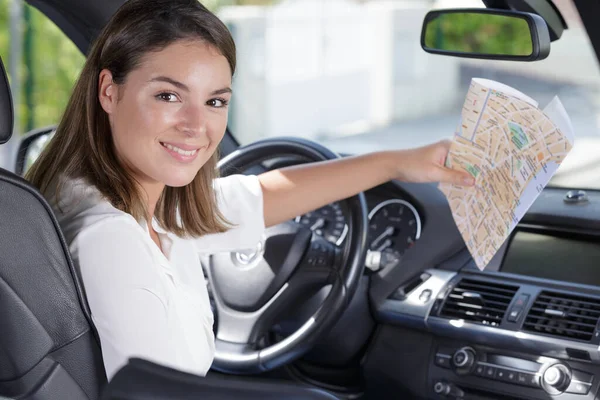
[299,235,342,273]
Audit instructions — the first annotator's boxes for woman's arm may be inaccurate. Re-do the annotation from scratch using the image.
[259,140,474,228]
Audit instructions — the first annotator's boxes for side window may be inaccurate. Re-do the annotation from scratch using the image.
[1,0,84,170]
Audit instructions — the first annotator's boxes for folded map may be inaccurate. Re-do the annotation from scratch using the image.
[439,78,575,270]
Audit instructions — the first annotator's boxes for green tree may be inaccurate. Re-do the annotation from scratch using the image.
[0,1,85,134]
[424,13,533,57]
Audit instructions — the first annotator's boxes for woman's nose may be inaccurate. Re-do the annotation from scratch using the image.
[178,105,207,136]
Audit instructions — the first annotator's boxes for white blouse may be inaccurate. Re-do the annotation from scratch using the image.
[49,175,265,380]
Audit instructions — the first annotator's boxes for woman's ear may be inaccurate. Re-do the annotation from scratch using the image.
[98,69,117,114]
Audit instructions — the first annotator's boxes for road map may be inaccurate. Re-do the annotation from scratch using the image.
[439,78,575,270]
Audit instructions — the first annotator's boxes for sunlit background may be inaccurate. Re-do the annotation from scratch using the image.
[1,0,599,188]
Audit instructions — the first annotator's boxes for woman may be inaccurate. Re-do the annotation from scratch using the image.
[27,0,474,381]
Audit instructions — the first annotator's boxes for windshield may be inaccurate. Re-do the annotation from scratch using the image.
[211,0,600,190]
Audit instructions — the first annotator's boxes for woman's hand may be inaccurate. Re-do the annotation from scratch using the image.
[392,139,475,186]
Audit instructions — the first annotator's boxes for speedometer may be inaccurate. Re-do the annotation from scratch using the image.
[368,199,421,256]
[295,202,348,246]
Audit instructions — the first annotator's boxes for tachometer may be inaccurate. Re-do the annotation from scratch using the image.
[368,199,421,256]
[295,202,348,246]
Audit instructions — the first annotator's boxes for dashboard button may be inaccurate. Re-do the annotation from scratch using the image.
[505,371,517,382]
[435,354,451,369]
[566,381,591,395]
[507,307,522,322]
[514,294,530,307]
[484,366,496,378]
[475,364,485,377]
[495,369,506,380]
[495,368,508,381]
[528,374,540,388]
[517,373,530,385]
[507,294,530,323]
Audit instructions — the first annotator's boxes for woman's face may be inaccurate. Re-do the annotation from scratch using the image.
[98,40,232,191]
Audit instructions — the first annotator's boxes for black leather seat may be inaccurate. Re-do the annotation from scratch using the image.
[0,57,107,400]
[102,358,340,400]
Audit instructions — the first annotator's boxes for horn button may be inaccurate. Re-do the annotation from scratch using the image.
[209,222,313,312]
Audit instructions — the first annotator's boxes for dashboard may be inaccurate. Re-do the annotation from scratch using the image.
[365,182,600,400]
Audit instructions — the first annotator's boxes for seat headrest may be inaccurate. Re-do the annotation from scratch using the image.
[0,57,14,144]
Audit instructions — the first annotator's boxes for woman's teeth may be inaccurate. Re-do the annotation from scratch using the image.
[162,143,198,156]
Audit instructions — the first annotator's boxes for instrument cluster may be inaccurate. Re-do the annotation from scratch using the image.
[296,195,422,265]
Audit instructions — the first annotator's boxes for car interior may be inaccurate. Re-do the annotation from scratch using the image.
[3,0,600,399]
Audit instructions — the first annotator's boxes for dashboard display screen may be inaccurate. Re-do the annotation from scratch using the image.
[501,231,600,287]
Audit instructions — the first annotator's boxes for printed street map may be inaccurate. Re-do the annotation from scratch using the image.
[439,78,575,270]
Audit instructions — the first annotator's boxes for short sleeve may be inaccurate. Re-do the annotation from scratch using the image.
[192,174,265,253]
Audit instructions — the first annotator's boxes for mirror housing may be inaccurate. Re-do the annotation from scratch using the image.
[421,8,551,61]
[16,126,55,176]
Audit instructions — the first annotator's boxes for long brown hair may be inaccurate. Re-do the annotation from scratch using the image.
[27,0,236,237]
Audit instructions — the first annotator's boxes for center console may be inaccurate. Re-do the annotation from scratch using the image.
[379,268,600,399]
[422,267,600,399]
[376,220,600,399]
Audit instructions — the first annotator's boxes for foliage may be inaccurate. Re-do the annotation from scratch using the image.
[424,13,533,57]
[0,1,85,133]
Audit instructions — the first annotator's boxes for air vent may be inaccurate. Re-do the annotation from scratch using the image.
[523,291,600,342]
[439,278,519,326]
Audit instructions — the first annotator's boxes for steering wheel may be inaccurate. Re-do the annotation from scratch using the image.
[209,137,369,374]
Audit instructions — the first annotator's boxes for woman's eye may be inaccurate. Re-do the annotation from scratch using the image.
[156,93,178,102]
[207,98,229,108]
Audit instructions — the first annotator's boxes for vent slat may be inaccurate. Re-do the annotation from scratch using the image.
[537,294,600,309]
[535,301,600,316]
[442,309,503,321]
[524,291,600,342]
[528,304,600,314]
[439,279,518,327]
[523,317,596,330]
[454,289,514,302]
[528,309,600,324]
[457,280,514,296]
[445,300,506,312]
[523,323,594,336]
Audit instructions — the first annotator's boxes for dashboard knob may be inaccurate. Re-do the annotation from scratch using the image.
[452,347,476,370]
[433,381,450,395]
[542,364,571,394]
[433,381,465,398]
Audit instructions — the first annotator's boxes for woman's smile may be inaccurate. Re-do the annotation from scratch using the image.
[160,141,205,163]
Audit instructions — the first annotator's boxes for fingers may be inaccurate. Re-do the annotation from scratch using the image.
[437,165,475,186]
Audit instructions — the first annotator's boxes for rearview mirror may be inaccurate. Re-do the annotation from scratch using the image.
[421,9,551,61]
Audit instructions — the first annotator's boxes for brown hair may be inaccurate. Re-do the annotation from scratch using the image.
[27,0,236,237]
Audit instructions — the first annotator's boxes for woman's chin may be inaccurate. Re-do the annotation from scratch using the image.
[162,174,197,188]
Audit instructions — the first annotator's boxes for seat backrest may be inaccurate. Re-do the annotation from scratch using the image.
[0,58,106,399]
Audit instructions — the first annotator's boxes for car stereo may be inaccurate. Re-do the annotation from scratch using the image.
[432,345,594,397]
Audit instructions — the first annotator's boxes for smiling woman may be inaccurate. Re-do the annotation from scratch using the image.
[25,0,246,379]
[19,0,472,384]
